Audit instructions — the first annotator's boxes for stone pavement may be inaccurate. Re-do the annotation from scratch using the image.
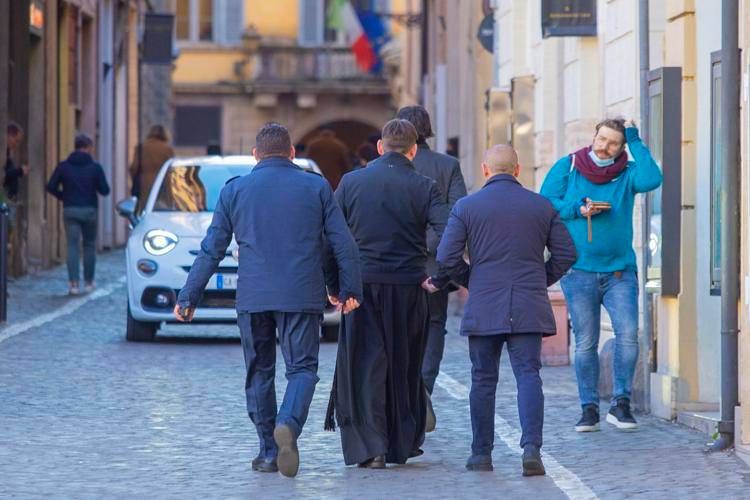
[1,250,749,499]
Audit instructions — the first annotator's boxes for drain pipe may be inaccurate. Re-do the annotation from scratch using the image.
[707,0,740,453]
[638,0,652,412]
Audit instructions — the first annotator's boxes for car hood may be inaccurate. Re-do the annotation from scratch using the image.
[139,212,214,238]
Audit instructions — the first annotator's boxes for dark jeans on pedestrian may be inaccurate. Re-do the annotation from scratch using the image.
[422,289,449,394]
[238,311,321,460]
[468,333,544,455]
[63,206,98,283]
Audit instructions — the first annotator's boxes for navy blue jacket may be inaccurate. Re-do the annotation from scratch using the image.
[178,156,362,313]
[412,143,467,274]
[333,151,449,285]
[434,174,576,336]
[46,152,110,207]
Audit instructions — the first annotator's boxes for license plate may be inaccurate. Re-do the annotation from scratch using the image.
[214,274,237,290]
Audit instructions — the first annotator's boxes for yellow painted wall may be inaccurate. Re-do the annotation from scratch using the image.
[245,0,298,39]
[173,49,247,84]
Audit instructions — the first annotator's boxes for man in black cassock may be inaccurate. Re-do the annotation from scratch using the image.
[328,119,449,468]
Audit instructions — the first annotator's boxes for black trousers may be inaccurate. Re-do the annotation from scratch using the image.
[468,333,544,455]
[334,283,429,465]
[421,289,449,394]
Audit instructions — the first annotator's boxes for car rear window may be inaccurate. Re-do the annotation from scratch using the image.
[152,164,252,212]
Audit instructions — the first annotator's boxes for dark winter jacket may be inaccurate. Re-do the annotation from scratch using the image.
[46,151,110,207]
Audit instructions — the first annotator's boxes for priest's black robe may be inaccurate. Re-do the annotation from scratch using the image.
[334,282,429,465]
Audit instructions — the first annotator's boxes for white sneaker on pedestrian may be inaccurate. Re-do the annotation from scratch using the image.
[84,282,96,293]
[69,286,80,296]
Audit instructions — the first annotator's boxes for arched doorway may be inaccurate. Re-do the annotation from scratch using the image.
[297,120,381,189]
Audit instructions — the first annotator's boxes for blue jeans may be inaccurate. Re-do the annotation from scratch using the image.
[238,311,321,459]
[469,334,544,455]
[63,206,98,283]
[560,269,639,407]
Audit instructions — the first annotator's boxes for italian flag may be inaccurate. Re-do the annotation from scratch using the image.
[327,0,379,73]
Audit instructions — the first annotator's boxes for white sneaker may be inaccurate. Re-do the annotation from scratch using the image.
[69,287,80,296]
[84,282,96,293]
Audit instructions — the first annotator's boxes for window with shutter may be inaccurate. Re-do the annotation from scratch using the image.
[298,0,324,46]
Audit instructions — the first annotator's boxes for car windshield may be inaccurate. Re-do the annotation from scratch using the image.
[152,164,251,212]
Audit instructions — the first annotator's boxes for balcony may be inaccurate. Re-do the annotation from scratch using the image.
[249,43,390,95]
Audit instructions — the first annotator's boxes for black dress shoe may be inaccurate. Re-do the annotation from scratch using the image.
[273,424,299,477]
[465,454,493,471]
[358,455,386,469]
[409,448,424,458]
[522,445,546,476]
[251,455,278,473]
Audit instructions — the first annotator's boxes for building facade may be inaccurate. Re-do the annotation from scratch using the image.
[0,0,153,276]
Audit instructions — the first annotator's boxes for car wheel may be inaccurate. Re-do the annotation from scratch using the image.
[321,323,339,343]
[126,304,157,342]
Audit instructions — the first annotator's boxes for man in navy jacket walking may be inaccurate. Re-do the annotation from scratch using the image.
[175,123,362,477]
[427,145,576,475]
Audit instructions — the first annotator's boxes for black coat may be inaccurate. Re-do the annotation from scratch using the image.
[412,143,467,273]
[179,156,362,313]
[434,174,576,336]
[333,151,449,285]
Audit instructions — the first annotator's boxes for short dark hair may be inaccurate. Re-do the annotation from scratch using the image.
[74,133,94,150]
[7,121,23,137]
[255,122,292,159]
[396,105,433,142]
[381,119,417,154]
[595,118,626,142]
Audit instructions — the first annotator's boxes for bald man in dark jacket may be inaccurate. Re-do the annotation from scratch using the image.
[428,145,576,475]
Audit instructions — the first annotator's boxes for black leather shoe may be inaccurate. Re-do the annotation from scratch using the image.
[273,424,299,477]
[409,448,424,458]
[465,454,493,471]
[522,445,546,476]
[358,455,386,469]
[251,455,278,473]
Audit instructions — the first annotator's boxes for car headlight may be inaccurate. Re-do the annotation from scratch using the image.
[144,229,179,256]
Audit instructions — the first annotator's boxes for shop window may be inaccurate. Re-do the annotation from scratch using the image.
[646,67,682,296]
[710,52,723,295]
[175,105,221,147]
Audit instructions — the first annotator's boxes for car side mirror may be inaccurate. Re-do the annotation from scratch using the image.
[116,196,139,227]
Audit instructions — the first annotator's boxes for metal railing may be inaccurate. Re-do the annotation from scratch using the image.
[254,44,385,83]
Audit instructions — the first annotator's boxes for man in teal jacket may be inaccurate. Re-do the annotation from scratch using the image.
[540,118,662,433]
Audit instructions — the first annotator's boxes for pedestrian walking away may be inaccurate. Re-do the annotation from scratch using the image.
[326,118,449,468]
[540,118,662,432]
[174,123,362,478]
[425,144,576,475]
[397,105,467,434]
[129,124,174,213]
[46,133,111,295]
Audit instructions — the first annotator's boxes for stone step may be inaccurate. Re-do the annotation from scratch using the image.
[677,410,721,436]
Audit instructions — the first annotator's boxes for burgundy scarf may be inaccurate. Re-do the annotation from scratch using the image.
[572,146,628,184]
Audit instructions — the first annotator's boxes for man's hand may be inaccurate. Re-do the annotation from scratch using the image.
[341,297,360,314]
[21,164,29,176]
[173,304,195,322]
[624,119,636,128]
[328,294,341,307]
[580,198,603,217]
[421,277,439,294]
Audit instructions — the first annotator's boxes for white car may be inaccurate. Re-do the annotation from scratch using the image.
[116,155,341,342]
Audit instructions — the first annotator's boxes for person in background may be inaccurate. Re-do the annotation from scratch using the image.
[4,122,29,225]
[129,125,174,212]
[396,105,467,433]
[47,134,111,295]
[540,118,662,433]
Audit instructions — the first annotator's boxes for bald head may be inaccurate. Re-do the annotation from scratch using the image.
[482,144,519,176]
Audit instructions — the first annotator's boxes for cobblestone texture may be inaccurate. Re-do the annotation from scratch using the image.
[1,250,749,498]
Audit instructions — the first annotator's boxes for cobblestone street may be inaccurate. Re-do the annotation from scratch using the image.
[1,250,749,499]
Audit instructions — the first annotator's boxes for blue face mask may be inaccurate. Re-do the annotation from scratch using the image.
[588,150,615,167]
